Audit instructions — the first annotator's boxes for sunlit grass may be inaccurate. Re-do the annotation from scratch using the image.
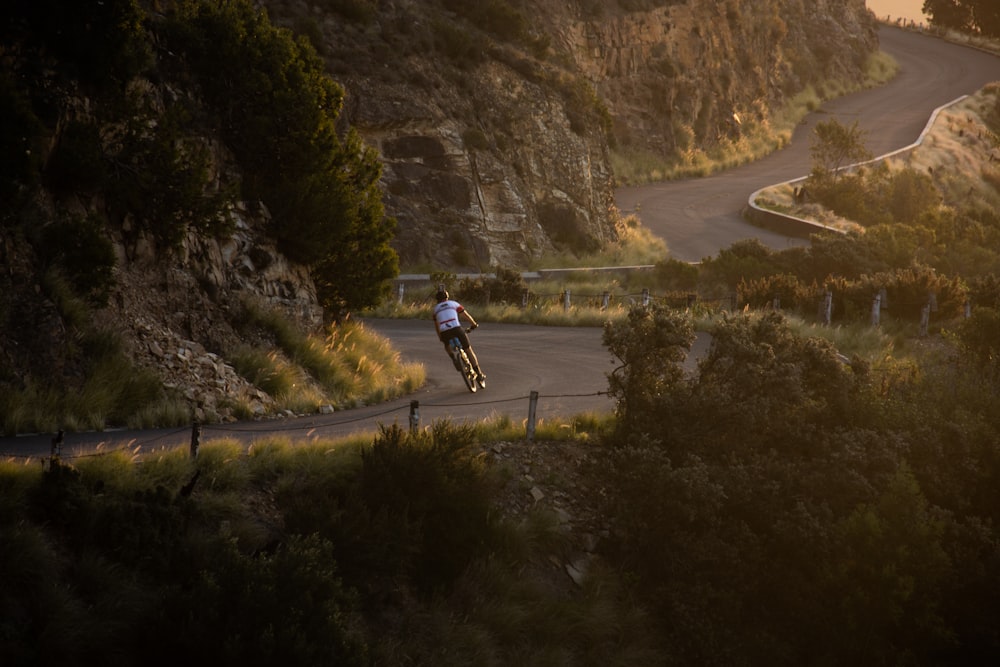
[527,214,667,269]
[467,410,616,444]
[125,397,192,430]
[188,438,251,492]
[370,282,732,330]
[230,309,426,413]
[710,310,896,363]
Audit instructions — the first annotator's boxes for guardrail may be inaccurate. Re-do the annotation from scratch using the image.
[744,95,969,236]
[397,95,969,289]
[396,264,657,286]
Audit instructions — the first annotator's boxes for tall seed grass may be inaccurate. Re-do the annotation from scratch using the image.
[236,304,425,411]
[527,214,667,269]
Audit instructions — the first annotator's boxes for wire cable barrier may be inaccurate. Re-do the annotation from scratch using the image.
[1,388,611,462]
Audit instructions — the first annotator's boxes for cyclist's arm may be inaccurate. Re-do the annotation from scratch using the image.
[460,309,478,328]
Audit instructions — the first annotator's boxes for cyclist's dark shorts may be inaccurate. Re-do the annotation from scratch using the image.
[438,326,470,349]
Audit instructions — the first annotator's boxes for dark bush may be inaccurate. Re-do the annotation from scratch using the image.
[737,273,813,311]
[106,101,232,249]
[457,266,529,305]
[38,213,117,305]
[6,0,153,89]
[44,120,108,196]
[160,0,397,316]
[0,74,45,208]
[355,422,499,594]
[700,238,781,288]
[652,257,700,291]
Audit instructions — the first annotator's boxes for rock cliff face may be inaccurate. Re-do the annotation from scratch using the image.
[267,0,877,270]
[2,197,322,422]
[566,0,877,155]
[0,0,877,425]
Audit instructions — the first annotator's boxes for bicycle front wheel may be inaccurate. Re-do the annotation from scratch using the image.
[459,351,477,393]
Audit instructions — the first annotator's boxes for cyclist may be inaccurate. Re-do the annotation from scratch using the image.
[432,289,485,386]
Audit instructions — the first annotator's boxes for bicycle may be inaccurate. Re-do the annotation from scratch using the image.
[446,327,485,393]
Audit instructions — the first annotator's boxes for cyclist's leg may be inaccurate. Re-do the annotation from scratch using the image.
[440,328,462,369]
[466,347,482,376]
[455,329,483,376]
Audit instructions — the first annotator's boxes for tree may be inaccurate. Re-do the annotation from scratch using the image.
[690,311,859,454]
[822,466,953,663]
[161,0,398,317]
[924,0,974,32]
[924,0,1000,37]
[602,304,695,442]
[809,119,872,182]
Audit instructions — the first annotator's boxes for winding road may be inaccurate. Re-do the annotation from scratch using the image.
[2,26,998,460]
[616,25,1000,262]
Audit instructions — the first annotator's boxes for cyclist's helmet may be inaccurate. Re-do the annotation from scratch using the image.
[435,289,449,302]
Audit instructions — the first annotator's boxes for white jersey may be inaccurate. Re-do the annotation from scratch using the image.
[433,300,464,333]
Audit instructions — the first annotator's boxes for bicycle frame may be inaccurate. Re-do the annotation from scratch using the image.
[446,329,479,393]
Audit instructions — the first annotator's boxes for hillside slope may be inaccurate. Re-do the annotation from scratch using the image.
[0,0,877,429]
[264,0,878,269]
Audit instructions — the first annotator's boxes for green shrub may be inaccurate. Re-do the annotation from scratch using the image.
[160,0,397,316]
[38,213,117,305]
[457,266,530,305]
[317,0,376,23]
[107,100,233,249]
[737,273,813,311]
[603,304,695,441]
[353,422,500,594]
[700,238,781,288]
[432,18,486,65]
[954,305,1000,378]
[650,258,697,291]
[887,166,941,223]
[462,127,490,151]
[43,119,108,195]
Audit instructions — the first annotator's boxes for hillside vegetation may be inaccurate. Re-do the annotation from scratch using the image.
[0,0,883,433]
[1,0,404,432]
[4,298,1000,664]
[5,4,1000,664]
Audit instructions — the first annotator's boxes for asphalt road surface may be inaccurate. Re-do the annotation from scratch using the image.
[0,320,708,459]
[616,25,1000,262]
[2,26,996,460]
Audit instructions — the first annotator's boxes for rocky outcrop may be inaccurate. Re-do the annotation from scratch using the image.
[0,0,878,429]
[567,0,878,155]
[269,0,877,271]
[91,202,323,421]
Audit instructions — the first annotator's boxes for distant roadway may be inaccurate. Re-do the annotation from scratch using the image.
[616,25,1000,262]
[2,26,996,459]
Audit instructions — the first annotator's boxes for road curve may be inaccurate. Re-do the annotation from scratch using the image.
[615,25,1000,263]
[2,27,995,459]
[3,319,696,459]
